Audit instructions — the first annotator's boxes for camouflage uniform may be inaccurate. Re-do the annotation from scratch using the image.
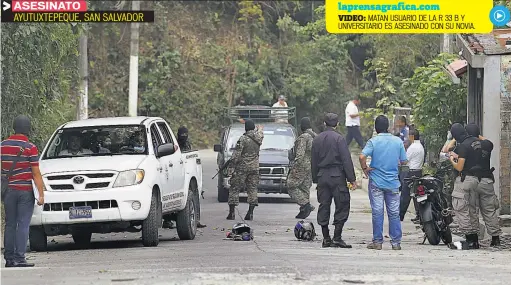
[287,129,317,206]
[228,128,264,206]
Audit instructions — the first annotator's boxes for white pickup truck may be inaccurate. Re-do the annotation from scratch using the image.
[29,116,203,250]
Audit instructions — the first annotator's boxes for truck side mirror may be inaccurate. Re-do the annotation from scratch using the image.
[157,143,176,158]
[213,144,222,152]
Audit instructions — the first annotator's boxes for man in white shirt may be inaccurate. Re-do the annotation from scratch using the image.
[345,96,365,149]
[399,128,425,222]
[272,95,288,123]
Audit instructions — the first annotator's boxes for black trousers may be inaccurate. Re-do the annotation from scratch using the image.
[316,175,351,229]
[345,126,365,148]
[400,170,422,221]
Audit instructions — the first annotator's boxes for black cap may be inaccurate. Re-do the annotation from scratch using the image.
[245,119,255,132]
[178,126,188,135]
[300,117,312,132]
[465,123,480,137]
[13,115,31,136]
[450,123,468,141]
[324,113,339,127]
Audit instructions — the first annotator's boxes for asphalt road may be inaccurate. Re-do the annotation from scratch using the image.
[1,150,510,285]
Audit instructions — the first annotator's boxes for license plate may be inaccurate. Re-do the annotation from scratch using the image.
[417,195,428,202]
[69,206,92,219]
[260,180,272,185]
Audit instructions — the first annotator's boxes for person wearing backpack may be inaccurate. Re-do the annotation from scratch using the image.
[1,115,45,267]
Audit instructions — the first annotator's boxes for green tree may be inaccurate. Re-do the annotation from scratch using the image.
[402,53,466,153]
[1,24,78,147]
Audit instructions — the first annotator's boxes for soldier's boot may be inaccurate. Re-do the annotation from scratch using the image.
[490,236,501,247]
[296,203,315,219]
[226,205,235,220]
[331,225,352,248]
[466,234,480,249]
[295,206,306,219]
[321,226,332,248]
[244,205,255,220]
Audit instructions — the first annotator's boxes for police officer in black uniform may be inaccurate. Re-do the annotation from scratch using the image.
[449,123,482,249]
[465,123,502,247]
[311,113,357,248]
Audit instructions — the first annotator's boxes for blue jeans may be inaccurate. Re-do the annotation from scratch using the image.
[3,189,35,263]
[368,180,402,245]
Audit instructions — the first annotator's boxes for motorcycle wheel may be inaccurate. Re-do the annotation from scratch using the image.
[441,226,453,244]
[423,221,441,245]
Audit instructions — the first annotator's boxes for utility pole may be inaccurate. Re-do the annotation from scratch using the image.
[77,27,88,120]
[128,1,140,117]
[442,34,451,53]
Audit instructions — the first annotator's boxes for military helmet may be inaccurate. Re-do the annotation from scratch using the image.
[294,220,316,241]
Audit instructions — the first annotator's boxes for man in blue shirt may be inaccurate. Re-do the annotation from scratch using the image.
[359,115,407,250]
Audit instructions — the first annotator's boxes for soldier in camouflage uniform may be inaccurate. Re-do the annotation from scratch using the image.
[287,117,317,219]
[440,131,456,210]
[226,119,264,221]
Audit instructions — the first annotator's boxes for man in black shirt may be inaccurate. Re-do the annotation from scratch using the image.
[311,113,357,248]
[465,124,501,247]
[449,123,482,249]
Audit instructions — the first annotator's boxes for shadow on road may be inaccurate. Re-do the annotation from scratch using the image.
[32,236,186,252]
[239,196,295,204]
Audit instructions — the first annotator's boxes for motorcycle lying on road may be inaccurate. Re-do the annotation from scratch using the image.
[404,169,454,245]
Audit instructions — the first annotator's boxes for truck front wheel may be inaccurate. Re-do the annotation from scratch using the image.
[142,192,161,247]
[29,226,48,252]
[176,189,198,240]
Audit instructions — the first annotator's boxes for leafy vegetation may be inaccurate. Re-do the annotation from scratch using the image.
[1,24,78,147]
[403,53,467,153]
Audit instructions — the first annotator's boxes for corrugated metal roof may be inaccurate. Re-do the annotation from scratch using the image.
[463,29,511,55]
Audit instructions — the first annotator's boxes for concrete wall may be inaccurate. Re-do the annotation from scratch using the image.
[500,55,511,215]
[483,56,503,211]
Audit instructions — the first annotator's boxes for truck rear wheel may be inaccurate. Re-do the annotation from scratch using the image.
[72,229,92,248]
[29,226,48,252]
[176,189,198,240]
[217,174,228,203]
[142,192,160,247]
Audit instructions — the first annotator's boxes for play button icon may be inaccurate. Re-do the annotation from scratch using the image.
[490,5,511,26]
[2,1,10,11]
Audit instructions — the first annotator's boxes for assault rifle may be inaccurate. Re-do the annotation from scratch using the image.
[212,158,232,179]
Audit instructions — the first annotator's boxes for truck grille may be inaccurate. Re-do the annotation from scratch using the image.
[43,200,118,211]
[46,173,114,180]
[45,172,116,191]
[259,167,285,175]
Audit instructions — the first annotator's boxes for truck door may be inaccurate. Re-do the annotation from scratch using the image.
[157,122,185,196]
[149,123,172,204]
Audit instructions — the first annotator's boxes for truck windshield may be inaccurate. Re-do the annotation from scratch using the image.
[226,128,294,153]
[42,125,148,159]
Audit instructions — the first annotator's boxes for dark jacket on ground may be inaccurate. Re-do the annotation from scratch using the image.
[311,127,356,184]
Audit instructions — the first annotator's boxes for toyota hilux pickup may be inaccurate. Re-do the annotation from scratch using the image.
[29,116,203,250]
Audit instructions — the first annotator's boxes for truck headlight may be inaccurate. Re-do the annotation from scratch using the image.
[113,170,145,187]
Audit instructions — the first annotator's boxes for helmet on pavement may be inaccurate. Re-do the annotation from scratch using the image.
[227,222,253,241]
[294,221,316,241]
